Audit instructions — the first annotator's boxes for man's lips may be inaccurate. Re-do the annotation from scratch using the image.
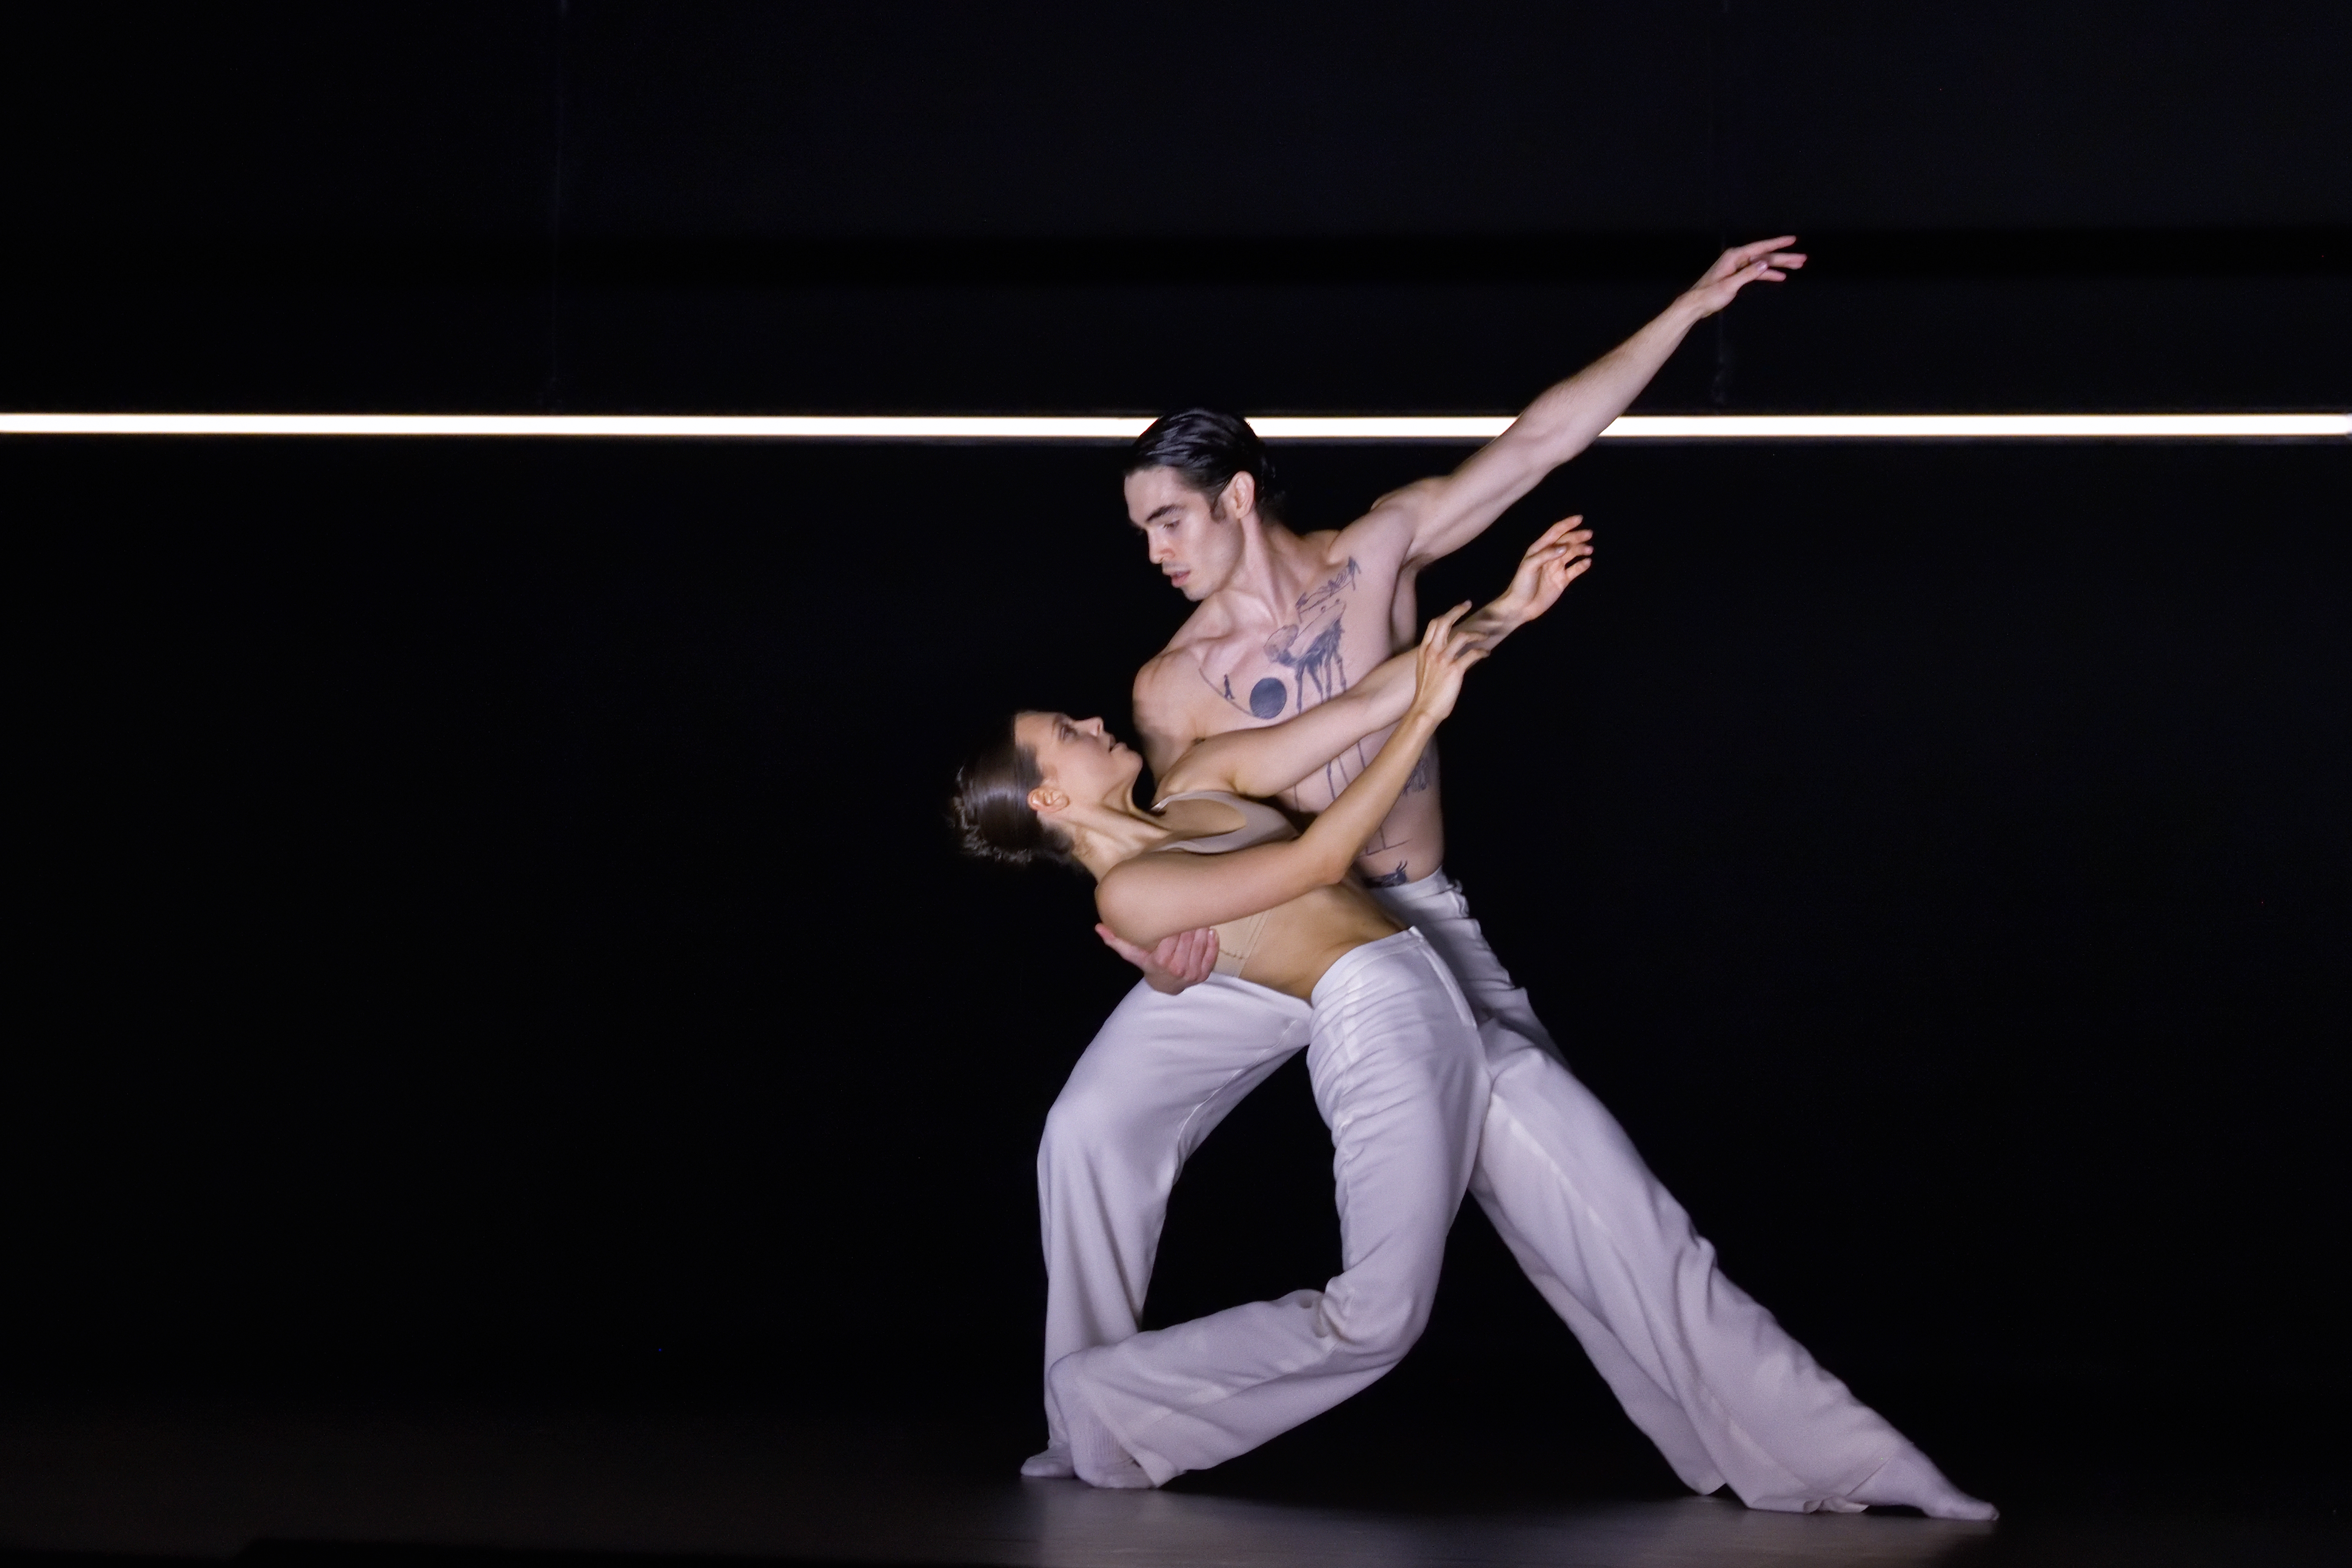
[1166,569,1190,585]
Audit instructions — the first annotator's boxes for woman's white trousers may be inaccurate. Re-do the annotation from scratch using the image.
[1049,928,1488,1485]
[1038,871,1913,1510]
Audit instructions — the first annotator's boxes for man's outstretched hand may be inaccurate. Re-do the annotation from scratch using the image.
[1681,236,1805,318]
[1097,923,1220,994]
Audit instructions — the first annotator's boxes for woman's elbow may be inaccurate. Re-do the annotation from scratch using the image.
[1308,844,1357,887]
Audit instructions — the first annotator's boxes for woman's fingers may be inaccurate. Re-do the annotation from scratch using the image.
[1537,514,1585,547]
[1525,517,1594,570]
[1422,601,1473,647]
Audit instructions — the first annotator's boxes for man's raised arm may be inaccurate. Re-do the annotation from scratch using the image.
[1350,237,1805,569]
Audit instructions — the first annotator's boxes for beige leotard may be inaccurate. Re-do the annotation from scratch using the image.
[1154,789,1299,979]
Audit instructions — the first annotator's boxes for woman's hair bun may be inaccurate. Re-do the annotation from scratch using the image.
[952,717,1076,870]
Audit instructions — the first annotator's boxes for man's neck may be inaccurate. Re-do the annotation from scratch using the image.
[1205,519,1320,631]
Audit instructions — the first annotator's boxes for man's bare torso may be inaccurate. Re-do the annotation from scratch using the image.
[1139,531,1443,886]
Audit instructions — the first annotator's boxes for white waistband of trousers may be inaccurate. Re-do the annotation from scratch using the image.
[1310,928,1433,1007]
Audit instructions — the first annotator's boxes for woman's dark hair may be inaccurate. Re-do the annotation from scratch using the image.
[1125,409,1284,520]
[951,716,1078,870]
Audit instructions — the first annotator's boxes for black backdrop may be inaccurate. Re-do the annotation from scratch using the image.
[6,0,2349,1501]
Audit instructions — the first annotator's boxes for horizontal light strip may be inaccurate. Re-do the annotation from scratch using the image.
[0,412,2344,440]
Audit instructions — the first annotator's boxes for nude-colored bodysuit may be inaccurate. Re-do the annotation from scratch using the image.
[1153,790,1297,978]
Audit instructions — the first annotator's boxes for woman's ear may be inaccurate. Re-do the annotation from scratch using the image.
[1027,784,1070,817]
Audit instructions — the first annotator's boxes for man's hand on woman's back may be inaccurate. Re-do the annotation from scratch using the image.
[1097,923,1220,994]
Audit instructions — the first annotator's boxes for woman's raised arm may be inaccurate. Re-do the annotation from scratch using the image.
[1157,517,1590,803]
[1097,608,1488,946]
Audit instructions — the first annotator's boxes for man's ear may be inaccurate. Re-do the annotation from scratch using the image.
[1027,784,1070,816]
[1216,470,1256,523]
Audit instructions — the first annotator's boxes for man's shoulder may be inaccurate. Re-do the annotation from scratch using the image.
[1134,641,1195,693]
[1132,645,1218,759]
[1133,642,1207,720]
[1282,526,1369,574]
[1321,501,1419,580]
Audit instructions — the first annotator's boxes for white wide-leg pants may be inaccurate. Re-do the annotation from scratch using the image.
[1037,870,1912,1511]
[1048,929,1487,1486]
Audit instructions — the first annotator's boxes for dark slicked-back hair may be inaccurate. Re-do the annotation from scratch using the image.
[951,716,1078,871]
[1125,409,1284,520]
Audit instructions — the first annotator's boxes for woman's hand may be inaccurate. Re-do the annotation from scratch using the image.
[1480,516,1593,642]
[1407,602,1490,723]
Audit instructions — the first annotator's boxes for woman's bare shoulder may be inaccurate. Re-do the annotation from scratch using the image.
[1146,792,1248,838]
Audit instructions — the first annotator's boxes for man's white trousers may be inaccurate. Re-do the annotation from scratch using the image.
[1038,871,1913,1510]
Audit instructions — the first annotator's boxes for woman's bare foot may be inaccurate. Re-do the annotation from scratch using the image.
[1047,1354,1154,1489]
[1019,1444,1075,1479]
[1849,1443,1999,1520]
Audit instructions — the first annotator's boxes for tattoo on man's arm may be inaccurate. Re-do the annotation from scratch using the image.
[1294,558,1360,617]
[1362,860,1411,888]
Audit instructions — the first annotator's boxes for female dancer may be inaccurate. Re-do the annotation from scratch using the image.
[956,604,1498,1487]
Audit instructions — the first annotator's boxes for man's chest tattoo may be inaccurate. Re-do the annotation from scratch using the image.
[1203,559,1364,722]
[1264,617,1348,709]
[1195,558,1436,830]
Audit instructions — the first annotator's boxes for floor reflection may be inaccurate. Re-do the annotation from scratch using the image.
[1017,1482,1991,1568]
[0,1398,2337,1568]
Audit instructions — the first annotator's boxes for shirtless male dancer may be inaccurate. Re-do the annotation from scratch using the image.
[1030,238,1997,1518]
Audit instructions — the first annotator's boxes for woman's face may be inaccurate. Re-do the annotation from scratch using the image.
[1014,711,1140,807]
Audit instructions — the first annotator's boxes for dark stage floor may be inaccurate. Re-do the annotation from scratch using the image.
[1,1390,2342,1568]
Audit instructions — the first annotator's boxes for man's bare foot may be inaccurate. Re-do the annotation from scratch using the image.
[1047,1353,1153,1489]
[1849,1443,1999,1521]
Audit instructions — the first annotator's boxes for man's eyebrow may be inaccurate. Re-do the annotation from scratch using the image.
[1143,504,1183,523]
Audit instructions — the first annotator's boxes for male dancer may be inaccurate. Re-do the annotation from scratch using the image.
[1035,240,1996,1518]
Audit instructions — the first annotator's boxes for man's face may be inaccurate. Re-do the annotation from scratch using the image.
[1125,466,1246,602]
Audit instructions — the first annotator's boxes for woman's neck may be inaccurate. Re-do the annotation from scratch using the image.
[1067,794,1173,880]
